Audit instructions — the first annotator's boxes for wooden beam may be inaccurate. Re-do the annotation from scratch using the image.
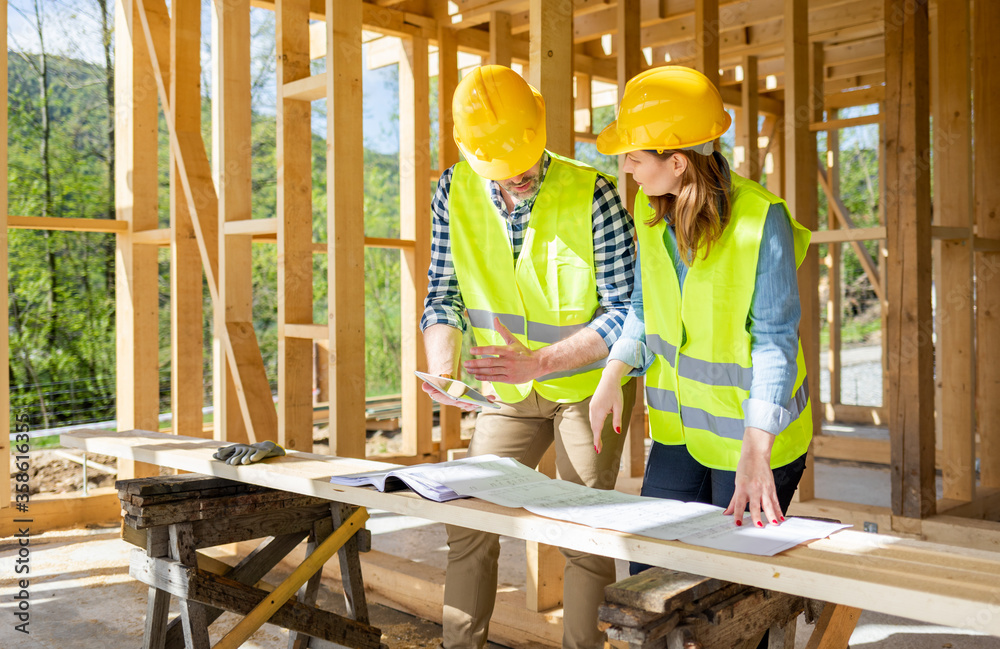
[737,55,759,180]
[573,72,592,137]
[809,226,886,245]
[803,604,862,649]
[884,0,934,519]
[826,109,842,408]
[436,25,464,456]
[277,0,315,453]
[695,0,720,89]
[116,0,162,480]
[6,215,129,233]
[171,0,204,440]
[932,0,974,502]
[489,11,513,66]
[975,0,1000,490]
[785,0,818,502]
[530,0,574,157]
[0,488,121,536]
[327,0,367,459]
[400,37,434,460]
[808,113,882,131]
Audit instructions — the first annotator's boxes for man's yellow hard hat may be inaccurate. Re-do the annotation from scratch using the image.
[452,65,546,180]
[596,66,731,156]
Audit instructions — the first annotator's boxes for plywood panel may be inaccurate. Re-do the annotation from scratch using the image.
[884,0,934,518]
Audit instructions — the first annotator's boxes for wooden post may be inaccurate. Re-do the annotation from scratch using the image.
[695,0,720,90]
[326,0,366,458]
[738,56,760,181]
[618,0,644,479]
[170,0,203,440]
[437,25,463,455]
[933,0,974,501]
[400,37,434,459]
[574,72,592,135]
[826,110,842,414]
[529,0,572,157]
[784,1,818,502]
[212,0,251,445]
[116,0,162,479]
[885,0,934,518]
[974,0,1000,489]
[1,3,9,509]
[277,0,314,452]
[489,11,512,68]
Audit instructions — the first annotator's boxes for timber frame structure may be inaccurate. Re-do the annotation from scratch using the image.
[3,0,1000,640]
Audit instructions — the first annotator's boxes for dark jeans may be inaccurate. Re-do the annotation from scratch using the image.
[629,441,807,576]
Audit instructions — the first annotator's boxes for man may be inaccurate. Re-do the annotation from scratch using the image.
[420,65,637,649]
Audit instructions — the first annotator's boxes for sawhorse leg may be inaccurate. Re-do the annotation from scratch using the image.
[170,522,211,649]
[803,604,862,649]
[143,527,171,649]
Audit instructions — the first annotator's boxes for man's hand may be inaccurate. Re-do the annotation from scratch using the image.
[464,317,545,385]
[723,427,781,528]
[421,377,493,412]
[213,440,286,465]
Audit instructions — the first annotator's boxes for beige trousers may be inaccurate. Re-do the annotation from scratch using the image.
[442,379,637,649]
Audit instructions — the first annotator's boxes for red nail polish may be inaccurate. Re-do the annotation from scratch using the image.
[756,521,763,528]
[615,426,621,434]
[780,516,785,522]
[735,519,742,527]
[594,444,600,453]
[772,519,778,524]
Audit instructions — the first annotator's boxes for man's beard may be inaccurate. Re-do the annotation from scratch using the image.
[499,173,542,203]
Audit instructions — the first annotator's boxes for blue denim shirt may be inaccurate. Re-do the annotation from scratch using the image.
[609,201,802,435]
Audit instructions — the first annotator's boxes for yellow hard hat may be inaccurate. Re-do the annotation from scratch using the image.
[452,65,547,180]
[596,66,731,156]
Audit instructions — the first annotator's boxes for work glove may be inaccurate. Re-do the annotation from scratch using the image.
[213,440,286,465]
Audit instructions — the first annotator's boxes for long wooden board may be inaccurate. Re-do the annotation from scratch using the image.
[59,428,1000,637]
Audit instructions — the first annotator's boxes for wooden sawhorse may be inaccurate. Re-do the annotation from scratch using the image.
[118,473,383,649]
[599,567,861,649]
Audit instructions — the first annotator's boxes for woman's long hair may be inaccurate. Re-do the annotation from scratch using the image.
[645,149,732,265]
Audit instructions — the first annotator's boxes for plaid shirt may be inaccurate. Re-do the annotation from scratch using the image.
[420,153,636,350]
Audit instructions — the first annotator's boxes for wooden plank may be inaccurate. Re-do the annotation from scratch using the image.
[116,0,162,480]
[738,55,760,180]
[0,487,120,536]
[696,0,720,89]
[331,503,370,623]
[168,523,211,649]
[932,0,974,502]
[133,227,172,245]
[283,73,326,102]
[884,0,934,519]
[803,604,861,649]
[171,0,204,440]
[212,0,252,447]
[808,226,886,245]
[284,323,329,340]
[785,0,818,502]
[604,567,724,613]
[399,37,434,459]
[975,0,1000,490]
[7,215,130,233]
[826,109,842,407]
[811,435,889,466]
[327,0,367,459]
[574,72,592,137]
[489,11,513,66]
[809,112,882,132]
[0,5,8,512]
[223,218,278,235]
[530,0,573,157]
[64,429,1000,637]
[276,0,315,454]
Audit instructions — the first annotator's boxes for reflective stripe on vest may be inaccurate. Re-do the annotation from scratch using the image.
[637,172,814,471]
[449,152,617,404]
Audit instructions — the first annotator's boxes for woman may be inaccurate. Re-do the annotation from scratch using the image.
[589,66,813,549]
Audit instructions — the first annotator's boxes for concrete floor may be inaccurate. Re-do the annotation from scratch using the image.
[2,449,999,648]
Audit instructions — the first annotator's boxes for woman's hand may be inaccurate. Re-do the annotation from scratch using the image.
[724,427,781,528]
[588,361,632,453]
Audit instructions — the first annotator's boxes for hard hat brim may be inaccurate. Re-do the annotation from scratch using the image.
[596,112,733,157]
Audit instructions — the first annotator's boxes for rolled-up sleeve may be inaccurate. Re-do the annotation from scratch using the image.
[420,166,467,332]
[608,259,655,375]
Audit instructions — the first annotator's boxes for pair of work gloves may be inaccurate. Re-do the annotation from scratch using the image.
[213,440,286,465]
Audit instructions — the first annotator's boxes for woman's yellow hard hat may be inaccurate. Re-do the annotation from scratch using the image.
[452,65,547,180]
[596,66,731,156]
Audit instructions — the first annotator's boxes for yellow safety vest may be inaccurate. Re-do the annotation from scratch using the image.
[449,152,617,404]
[637,173,813,470]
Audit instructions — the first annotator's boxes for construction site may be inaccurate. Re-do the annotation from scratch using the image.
[3,0,1000,647]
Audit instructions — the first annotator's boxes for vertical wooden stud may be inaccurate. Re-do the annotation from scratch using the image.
[171,0,203,439]
[277,0,314,451]
[400,37,434,459]
[885,0,934,518]
[933,0,974,501]
[437,25,463,455]
[327,0,366,458]
[529,0,573,157]
[826,111,842,415]
[975,0,1000,489]
[117,0,162,479]
[696,0,720,90]
[738,56,760,181]
[489,11,512,68]
[574,73,592,136]
[784,2,819,502]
